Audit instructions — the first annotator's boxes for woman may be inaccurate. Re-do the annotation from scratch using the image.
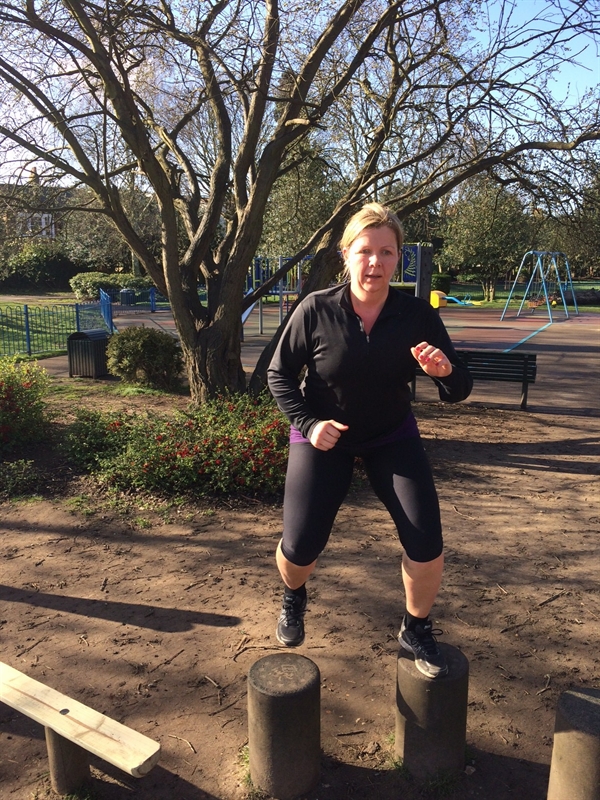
[267,202,472,678]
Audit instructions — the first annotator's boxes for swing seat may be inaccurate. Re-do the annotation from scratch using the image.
[527,299,544,308]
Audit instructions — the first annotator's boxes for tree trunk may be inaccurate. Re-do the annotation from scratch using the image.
[480,276,498,303]
[180,315,246,404]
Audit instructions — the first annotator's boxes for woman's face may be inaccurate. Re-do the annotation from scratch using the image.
[343,225,399,303]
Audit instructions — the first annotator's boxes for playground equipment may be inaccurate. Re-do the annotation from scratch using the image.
[547,688,600,800]
[429,291,479,307]
[446,294,480,306]
[430,290,448,308]
[395,644,469,779]
[501,251,579,322]
[247,645,471,796]
[248,653,320,799]
[247,244,432,333]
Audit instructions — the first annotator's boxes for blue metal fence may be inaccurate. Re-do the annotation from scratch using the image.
[0,302,109,357]
[101,286,171,313]
[1,260,306,358]
[99,289,117,331]
[105,286,207,314]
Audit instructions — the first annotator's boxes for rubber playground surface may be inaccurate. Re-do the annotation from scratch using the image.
[427,306,599,416]
[41,302,599,417]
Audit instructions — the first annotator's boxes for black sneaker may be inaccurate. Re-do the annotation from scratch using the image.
[276,592,307,647]
[398,616,448,678]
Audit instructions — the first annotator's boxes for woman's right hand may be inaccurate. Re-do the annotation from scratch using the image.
[309,420,349,451]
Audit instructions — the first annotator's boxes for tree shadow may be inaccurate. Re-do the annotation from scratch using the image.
[298,747,550,799]
[0,584,240,632]
[0,704,553,800]
[0,711,222,799]
[87,761,223,800]
[425,433,600,478]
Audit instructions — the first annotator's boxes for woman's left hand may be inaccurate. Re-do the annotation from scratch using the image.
[411,341,453,378]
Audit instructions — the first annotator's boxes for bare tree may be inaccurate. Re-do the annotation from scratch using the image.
[0,0,598,400]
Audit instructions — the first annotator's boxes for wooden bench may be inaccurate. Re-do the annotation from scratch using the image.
[413,349,537,410]
[1,661,161,795]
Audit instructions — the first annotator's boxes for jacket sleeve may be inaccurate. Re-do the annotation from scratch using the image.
[267,302,322,439]
[421,304,473,403]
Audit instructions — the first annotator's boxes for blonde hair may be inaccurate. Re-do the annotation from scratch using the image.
[340,202,404,253]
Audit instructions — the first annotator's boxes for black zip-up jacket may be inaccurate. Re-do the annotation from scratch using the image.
[267,283,473,448]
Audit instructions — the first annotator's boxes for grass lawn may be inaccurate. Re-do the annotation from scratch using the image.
[0,294,105,357]
[0,291,76,309]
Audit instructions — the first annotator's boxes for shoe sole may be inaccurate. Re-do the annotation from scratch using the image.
[275,628,305,647]
[399,636,449,679]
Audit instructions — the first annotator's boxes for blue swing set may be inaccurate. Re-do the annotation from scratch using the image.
[500,251,579,322]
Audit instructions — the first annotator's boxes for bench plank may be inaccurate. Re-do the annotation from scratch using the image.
[457,350,536,410]
[0,661,160,777]
[413,350,537,410]
[457,350,537,380]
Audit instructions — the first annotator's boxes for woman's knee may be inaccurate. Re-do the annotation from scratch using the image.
[403,532,443,563]
[279,537,322,567]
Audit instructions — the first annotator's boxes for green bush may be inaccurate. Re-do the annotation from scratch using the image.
[65,408,128,471]
[70,272,121,300]
[65,394,289,497]
[0,242,79,290]
[0,358,49,453]
[0,459,40,498]
[69,272,154,300]
[106,327,184,389]
[431,272,452,294]
[118,275,154,290]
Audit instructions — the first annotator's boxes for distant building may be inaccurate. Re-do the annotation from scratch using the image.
[1,170,60,242]
[14,211,56,239]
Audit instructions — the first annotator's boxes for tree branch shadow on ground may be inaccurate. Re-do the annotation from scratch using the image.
[0,585,240,632]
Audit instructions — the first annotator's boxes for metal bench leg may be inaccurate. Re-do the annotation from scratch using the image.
[45,726,92,795]
[520,381,529,410]
[520,355,533,410]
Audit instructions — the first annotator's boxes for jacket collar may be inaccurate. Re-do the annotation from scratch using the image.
[339,282,406,318]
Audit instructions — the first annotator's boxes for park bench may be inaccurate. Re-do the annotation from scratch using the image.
[413,349,537,410]
[0,660,161,795]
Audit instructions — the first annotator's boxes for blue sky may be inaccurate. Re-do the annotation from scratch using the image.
[478,0,599,102]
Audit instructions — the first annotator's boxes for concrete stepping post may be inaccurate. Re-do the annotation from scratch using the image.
[248,653,320,800]
[395,643,469,779]
[547,688,600,800]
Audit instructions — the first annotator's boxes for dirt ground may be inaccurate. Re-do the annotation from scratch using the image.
[1,382,599,800]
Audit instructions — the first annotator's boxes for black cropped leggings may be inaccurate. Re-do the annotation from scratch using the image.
[281,436,443,567]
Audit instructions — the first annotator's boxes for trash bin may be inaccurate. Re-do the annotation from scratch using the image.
[67,329,110,378]
[120,288,136,306]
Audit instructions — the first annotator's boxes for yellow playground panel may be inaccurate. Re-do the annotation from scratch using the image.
[430,290,447,308]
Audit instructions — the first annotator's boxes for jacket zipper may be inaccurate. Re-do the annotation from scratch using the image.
[357,316,369,344]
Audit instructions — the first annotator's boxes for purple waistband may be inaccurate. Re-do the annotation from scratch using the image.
[289,413,419,449]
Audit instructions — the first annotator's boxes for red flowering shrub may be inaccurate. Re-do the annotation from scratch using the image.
[0,358,49,453]
[66,393,289,497]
